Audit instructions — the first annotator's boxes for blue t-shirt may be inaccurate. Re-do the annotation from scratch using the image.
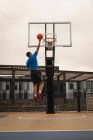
[26,51,38,70]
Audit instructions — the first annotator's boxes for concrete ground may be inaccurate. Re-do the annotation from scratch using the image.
[0,112,93,131]
[0,112,93,140]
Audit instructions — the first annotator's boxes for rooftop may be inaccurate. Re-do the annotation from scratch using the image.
[0,65,93,81]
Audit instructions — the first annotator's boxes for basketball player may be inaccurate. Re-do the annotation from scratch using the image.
[26,38,44,103]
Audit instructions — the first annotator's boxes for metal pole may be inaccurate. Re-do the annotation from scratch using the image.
[46,65,55,113]
[10,68,15,103]
[77,81,81,112]
[45,23,55,114]
[63,73,66,103]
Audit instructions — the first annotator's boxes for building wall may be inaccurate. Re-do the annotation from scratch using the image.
[0,80,93,100]
[66,81,93,99]
[0,81,33,100]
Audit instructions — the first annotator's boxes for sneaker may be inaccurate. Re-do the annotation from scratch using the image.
[37,93,42,101]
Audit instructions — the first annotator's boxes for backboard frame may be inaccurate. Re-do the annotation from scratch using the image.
[28,22,72,48]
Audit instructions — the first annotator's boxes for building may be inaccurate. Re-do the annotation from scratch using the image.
[0,64,93,100]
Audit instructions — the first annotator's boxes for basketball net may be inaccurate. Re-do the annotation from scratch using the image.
[44,37,56,50]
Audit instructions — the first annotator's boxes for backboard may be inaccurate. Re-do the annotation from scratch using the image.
[28,22,72,47]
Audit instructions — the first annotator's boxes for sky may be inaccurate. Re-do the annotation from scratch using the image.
[0,0,93,71]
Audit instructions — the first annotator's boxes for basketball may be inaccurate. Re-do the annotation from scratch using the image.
[37,33,43,40]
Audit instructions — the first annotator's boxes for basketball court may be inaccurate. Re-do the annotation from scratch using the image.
[0,112,93,140]
[0,22,93,139]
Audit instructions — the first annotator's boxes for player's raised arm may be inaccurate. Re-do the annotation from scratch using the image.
[36,33,43,52]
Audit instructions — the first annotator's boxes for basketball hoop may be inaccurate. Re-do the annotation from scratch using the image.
[43,37,56,50]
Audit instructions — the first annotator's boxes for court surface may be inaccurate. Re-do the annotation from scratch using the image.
[0,112,93,140]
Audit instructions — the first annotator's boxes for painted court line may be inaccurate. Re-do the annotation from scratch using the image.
[0,129,93,132]
[18,115,87,120]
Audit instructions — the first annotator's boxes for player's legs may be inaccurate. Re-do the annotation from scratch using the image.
[33,84,38,96]
[38,81,44,93]
[33,84,40,103]
[37,81,44,101]
[31,70,44,102]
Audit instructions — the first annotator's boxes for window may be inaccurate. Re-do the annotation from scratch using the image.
[60,83,63,92]
[69,83,73,89]
[53,83,57,92]
[6,84,9,90]
[15,85,17,90]
[19,85,21,90]
[86,81,91,89]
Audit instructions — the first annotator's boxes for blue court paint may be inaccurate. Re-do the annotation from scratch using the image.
[0,131,93,140]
